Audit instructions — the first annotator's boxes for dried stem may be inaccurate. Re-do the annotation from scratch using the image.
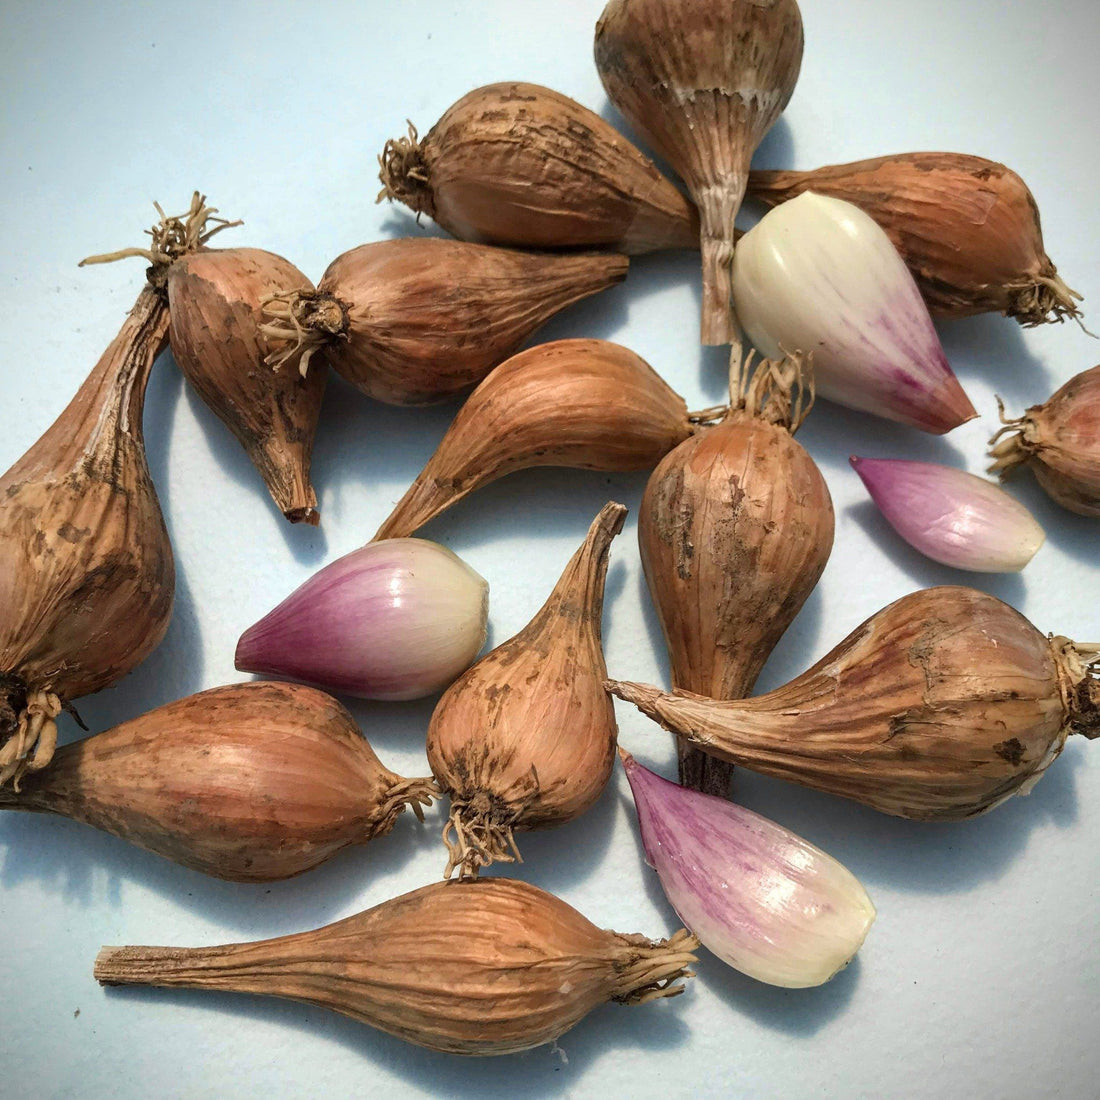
[611,929,700,1004]
[987,397,1035,477]
[79,192,242,287]
[0,691,62,790]
[441,803,523,880]
[376,122,433,215]
[259,290,348,377]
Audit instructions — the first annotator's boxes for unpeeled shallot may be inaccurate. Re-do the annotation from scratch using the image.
[95,878,699,1055]
[610,586,1099,820]
[0,682,437,882]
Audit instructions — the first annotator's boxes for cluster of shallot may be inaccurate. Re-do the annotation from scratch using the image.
[2,0,1097,1069]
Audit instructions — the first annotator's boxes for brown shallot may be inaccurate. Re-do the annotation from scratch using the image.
[0,196,231,787]
[377,83,699,254]
[0,682,436,882]
[373,340,723,541]
[428,503,626,878]
[989,365,1100,517]
[609,586,1099,820]
[748,152,1082,326]
[260,238,627,404]
[639,353,833,796]
[595,0,805,344]
[95,878,699,1056]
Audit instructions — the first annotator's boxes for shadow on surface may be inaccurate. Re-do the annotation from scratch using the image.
[937,312,1053,402]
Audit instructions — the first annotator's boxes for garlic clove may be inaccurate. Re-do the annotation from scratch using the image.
[732,192,976,433]
[851,456,1045,572]
[235,539,488,701]
[94,878,699,1055]
[621,752,875,988]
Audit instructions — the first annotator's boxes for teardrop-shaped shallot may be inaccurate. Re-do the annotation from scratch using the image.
[748,152,1082,326]
[95,878,699,1055]
[0,682,436,882]
[373,340,720,540]
[609,586,1099,820]
[851,456,1045,572]
[428,503,626,878]
[733,192,976,433]
[0,195,230,786]
[989,365,1100,517]
[261,238,627,405]
[166,247,327,524]
[621,751,875,988]
[236,539,488,701]
[595,0,805,343]
[378,83,698,254]
[640,354,833,796]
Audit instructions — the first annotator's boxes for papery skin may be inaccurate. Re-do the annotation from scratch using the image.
[990,365,1100,517]
[621,753,875,987]
[639,358,833,796]
[748,152,1081,326]
[311,239,629,404]
[235,539,488,701]
[609,587,1100,820]
[0,682,436,882]
[373,340,699,540]
[378,83,699,254]
[851,456,1045,572]
[167,247,326,524]
[0,285,175,784]
[595,0,805,344]
[732,192,976,433]
[428,503,625,877]
[94,878,699,1056]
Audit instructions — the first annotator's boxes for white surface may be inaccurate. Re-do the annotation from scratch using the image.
[1,2,1097,1097]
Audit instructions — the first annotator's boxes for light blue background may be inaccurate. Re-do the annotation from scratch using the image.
[0,2,1097,1097]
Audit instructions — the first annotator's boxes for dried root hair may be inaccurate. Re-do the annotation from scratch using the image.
[728,348,815,432]
[0,690,62,790]
[259,290,349,376]
[377,122,433,216]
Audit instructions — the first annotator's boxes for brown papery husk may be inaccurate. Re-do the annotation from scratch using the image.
[989,365,1100,517]
[94,878,699,1056]
[0,682,436,882]
[0,195,237,786]
[639,353,833,797]
[748,153,1082,326]
[373,341,716,541]
[595,0,805,344]
[167,248,326,525]
[428,503,626,879]
[261,238,628,405]
[377,83,699,254]
[608,586,1100,821]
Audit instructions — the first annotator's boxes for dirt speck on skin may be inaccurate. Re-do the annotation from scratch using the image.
[74,1008,80,1018]
[993,737,1025,766]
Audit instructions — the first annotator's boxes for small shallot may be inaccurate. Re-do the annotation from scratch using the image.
[732,192,976,433]
[0,682,436,882]
[748,152,1082,326]
[260,238,628,404]
[373,340,721,541]
[236,539,488,701]
[378,83,698,254]
[989,365,1100,517]
[640,353,833,796]
[852,456,1045,572]
[609,586,1099,820]
[95,878,699,1056]
[428,503,625,878]
[595,0,805,344]
[620,751,875,988]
